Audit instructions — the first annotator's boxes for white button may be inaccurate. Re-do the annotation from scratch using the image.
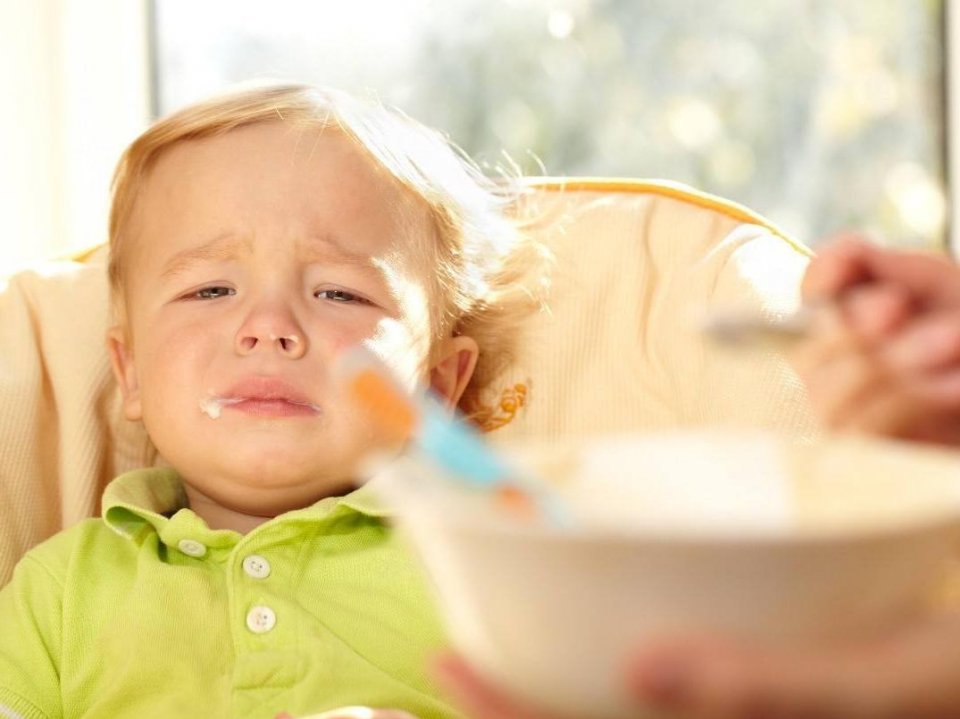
[246,605,276,634]
[242,554,271,579]
[178,539,207,558]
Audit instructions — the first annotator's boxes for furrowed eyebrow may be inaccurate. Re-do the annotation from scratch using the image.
[159,231,380,281]
[160,234,246,280]
[300,233,375,268]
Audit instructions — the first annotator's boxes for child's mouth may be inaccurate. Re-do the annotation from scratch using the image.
[225,397,321,418]
[200,378,322,419]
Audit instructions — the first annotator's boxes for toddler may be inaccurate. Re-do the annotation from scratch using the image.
[0,84,545,719]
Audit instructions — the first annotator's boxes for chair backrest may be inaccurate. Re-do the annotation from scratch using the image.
[479,179,815,445]
[0,178,815,585]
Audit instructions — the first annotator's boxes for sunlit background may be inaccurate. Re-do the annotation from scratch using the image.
[0,0,950,277]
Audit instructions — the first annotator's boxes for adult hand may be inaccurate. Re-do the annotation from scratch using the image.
[436,609,960,719]
[624,609,960,719]
[793,235,960,445]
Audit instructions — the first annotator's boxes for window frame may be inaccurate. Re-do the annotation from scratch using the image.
[946,0,959,254]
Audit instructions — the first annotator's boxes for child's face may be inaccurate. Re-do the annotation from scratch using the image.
[108,121,477,516]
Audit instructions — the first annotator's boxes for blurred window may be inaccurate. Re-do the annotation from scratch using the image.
[153,0,946,248]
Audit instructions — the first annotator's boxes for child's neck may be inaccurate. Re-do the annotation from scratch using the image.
[182,484,273,534]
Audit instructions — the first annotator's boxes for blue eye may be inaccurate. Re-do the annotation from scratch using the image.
[193,286,235,300]
[316,289,369,304]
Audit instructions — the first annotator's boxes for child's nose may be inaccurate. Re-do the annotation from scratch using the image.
[235,311,308,360]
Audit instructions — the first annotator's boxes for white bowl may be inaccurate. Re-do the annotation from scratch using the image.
[380,431,960,719]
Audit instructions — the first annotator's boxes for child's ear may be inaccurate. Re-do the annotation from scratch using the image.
[429,335,479,409]
[106,326,143,421]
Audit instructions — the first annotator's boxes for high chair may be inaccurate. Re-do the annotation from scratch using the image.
[0,178,815,585]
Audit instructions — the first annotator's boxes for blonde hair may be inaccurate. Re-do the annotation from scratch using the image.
[108,83,548,418]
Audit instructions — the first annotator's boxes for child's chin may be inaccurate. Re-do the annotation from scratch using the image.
[220,451,358,493]
[245,479,357,515]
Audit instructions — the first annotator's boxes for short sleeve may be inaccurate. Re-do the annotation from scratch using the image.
[0,555,64,719]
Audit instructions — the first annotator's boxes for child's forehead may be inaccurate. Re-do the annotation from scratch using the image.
[147,122,386,194]
[130,122,438,262]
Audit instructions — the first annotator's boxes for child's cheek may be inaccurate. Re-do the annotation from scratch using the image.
[363,318,429,390]
[324,326,381,363]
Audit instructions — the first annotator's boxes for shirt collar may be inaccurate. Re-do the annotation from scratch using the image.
[102,467,393,543]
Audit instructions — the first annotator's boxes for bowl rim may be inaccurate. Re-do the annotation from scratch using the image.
[396,500,960,548]
[383,430,960,546]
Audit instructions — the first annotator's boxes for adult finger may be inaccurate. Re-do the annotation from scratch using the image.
[839,282,914,344]
[833,244,960,308]
[858,248,960,307]
[803,238,960,309]
[799,361,960,446]
[801,235,875,303]
[789,308,883,429]
[880,310,960,373]
[788,304,859,378]
[832,383,927,439]
[911,367,960,410]
[629,612,960,719]
[895,369,960,445]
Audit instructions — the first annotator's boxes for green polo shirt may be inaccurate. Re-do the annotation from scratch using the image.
[0,468,461,719]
